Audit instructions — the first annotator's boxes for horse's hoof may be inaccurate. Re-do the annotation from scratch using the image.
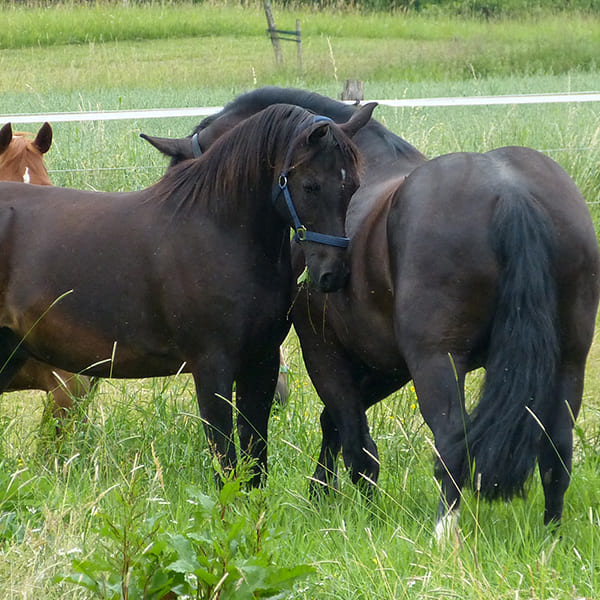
[308,474,339,499]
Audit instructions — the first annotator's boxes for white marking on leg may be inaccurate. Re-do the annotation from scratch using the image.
[23,167,30,184]
[434,509,460,546]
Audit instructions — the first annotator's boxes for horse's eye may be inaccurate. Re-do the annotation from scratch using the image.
[303,182,321,194]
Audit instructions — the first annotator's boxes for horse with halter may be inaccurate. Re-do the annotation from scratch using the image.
[142,87,600,533]
[0,103,374,483]
[0,121,94,435]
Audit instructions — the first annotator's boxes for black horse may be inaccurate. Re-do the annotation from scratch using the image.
[142,88,600,532]
[141,86,427,179]
[0,102,375,484]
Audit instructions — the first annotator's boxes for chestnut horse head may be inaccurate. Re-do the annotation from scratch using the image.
[0,122,53,185]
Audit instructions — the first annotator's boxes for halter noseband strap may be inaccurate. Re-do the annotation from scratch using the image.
[273,115,350,249]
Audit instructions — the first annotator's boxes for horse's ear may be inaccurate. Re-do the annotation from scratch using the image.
[340,102,378,139]
[0,122,12,154]
[140,133,194,160]
[34,122,53,154]
[307,121,331,146]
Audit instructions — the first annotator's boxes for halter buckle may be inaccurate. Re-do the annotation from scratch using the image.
[296,226,307,242]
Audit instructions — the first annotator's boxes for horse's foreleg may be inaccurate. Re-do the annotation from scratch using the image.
[315,382,380,494]
[192,359,236,484]
[301,346,380,495]
[41,371,95,438]
[235,350,280,487]
[310,407,341,495]
[538,362,585,527]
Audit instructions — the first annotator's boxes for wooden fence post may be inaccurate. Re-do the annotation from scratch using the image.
[296,19,303,72]
[341,79,365,101]
[264,0,284,66]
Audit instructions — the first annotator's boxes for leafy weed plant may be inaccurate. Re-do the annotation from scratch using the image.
[54,447,314,599]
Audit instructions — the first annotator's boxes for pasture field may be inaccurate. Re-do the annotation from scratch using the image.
[1,4,600,599]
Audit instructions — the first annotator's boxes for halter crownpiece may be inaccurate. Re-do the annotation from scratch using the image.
[272,115,351,249]
[190,132,203,158]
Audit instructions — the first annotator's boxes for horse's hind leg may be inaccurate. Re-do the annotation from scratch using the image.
[538,281,598,526]
[408,352,470,536]
[538,361,586,526]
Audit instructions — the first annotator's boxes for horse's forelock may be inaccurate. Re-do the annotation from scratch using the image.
[284,115,363,181]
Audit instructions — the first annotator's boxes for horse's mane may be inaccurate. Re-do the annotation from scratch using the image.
[193,86,425,163]
[152,103,361,220]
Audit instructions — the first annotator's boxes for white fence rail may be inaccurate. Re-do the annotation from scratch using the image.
[2,92,599,124]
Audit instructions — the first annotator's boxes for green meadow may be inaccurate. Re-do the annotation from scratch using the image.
[1,3,600,599]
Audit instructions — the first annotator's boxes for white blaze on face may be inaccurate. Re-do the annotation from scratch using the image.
[341,168,347,182]
[23,166,30,184]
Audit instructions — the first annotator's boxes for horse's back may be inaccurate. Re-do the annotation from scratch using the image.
[392,147,596,258]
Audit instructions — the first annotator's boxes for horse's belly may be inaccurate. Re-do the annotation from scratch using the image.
[22,322,185,378]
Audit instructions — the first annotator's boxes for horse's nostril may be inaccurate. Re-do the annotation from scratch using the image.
[318,267,349,293]
[319,272,332,290]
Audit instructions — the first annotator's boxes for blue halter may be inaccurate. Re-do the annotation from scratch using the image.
[272,115,350,249]
[192,116,350,248]
[190,132,203,158]
[274,173,350,248]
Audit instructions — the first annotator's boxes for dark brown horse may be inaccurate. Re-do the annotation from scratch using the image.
[301,147,599,537]
[0,121,94,435]
[141,88,422,407]
[143,87,600,533]
[0,102,374,483]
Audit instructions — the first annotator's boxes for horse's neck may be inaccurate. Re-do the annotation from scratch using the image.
[345,174,407,237]
[355,125,426,176]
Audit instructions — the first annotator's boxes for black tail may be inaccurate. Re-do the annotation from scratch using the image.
[465,190,560,501]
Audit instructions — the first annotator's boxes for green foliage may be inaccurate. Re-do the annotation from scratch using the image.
[3,0,598,16]
[1,5,597,92]
[421,0,597,17]
[0,462,51,546]
[55,460,314,599]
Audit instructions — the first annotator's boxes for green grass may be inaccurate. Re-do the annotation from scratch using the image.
[0,4,598,92]
[1,4,600,599]
[2,352,599,598]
